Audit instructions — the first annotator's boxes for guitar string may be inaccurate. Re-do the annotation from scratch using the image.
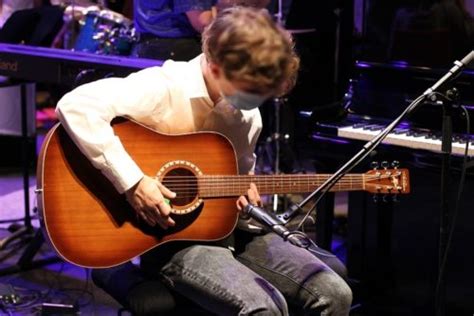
[157,174,403,198]
[160,175,397,185]
[159,179,401,198]
[159,176,396,183]
[157,173,398,178]
[161,176,394,187]
[158,173,401,178]
[162,180,367,186]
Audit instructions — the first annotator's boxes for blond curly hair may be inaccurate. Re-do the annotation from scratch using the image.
[202,7,300,96]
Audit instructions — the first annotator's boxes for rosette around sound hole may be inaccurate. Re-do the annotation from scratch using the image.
[161,167,199,209]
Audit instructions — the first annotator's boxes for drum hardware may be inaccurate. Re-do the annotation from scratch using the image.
[104,26,137,56]
[62,4,137,55]
[262,2,317,213]
[84,12,137,55]
[265,96,292,212]
[263,1,295,212]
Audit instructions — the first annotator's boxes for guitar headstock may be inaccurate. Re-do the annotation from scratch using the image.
[364,162,410,194]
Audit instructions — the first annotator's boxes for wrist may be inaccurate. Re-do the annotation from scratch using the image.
[125,176,144,199]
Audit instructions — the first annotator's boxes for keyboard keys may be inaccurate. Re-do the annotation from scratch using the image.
[337,125,474,156]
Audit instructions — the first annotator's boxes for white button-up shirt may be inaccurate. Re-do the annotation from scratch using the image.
[56,54,262,194]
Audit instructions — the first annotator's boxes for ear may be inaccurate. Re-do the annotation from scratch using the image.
[208,62,222,79]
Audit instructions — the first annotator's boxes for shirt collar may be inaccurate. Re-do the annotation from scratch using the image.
[187,54,213,104]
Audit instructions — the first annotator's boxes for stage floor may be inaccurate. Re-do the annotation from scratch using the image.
[0,171,123,315]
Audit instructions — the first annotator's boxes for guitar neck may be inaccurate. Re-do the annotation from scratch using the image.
[198,173,365,198]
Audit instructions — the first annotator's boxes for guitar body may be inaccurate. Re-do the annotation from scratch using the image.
[37,119,239,268]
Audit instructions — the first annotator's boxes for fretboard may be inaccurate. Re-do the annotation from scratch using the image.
[197,174,365,198]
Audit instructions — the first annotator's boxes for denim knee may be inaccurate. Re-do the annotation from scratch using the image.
[161,245,290,316]
[304,270,353,316]
[239,282,289,316]
[246,301,288,316]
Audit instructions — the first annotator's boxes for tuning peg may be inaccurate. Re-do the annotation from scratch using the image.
[381,161,389,169]
[391,160,400,169]
[371,161,379,170]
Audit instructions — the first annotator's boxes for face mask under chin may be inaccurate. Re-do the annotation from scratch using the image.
[221,90,268,111]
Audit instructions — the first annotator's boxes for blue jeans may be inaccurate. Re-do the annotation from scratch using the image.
[158,232,352,315]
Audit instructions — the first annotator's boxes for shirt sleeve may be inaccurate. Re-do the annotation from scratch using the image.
[173,0,216,13]
[56,67,170,194]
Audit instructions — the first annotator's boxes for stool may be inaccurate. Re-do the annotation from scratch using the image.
[91,261,210,315]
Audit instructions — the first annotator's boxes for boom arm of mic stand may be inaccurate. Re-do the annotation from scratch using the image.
[277,50,474,224]
[276,95,425,224]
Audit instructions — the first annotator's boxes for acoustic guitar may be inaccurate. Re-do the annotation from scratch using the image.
[37,118,410,268]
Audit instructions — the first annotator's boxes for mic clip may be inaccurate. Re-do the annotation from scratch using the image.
[243,204,311,248]
[276,203,302,224]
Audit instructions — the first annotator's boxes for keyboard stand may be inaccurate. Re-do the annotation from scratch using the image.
[0,81,59,276]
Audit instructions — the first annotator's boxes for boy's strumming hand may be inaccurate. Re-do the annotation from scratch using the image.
[125,175,176,229]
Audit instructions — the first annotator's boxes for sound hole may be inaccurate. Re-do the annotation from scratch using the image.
[161,167,198,207]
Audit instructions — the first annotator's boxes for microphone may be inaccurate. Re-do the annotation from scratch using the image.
[424,50,474,96]
[243,204,309,248]
[461,50,474,66]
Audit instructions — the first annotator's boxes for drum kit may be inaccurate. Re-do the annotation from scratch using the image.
[59,1,315,57]
[62,4,136,56]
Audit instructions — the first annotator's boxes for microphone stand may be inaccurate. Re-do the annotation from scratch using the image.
[434,89,455,316]
[277,93,423,223]
[278,50,474,225]
[277,51,474,316]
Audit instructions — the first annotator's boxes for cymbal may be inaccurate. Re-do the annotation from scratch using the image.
[286,28,316,34]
